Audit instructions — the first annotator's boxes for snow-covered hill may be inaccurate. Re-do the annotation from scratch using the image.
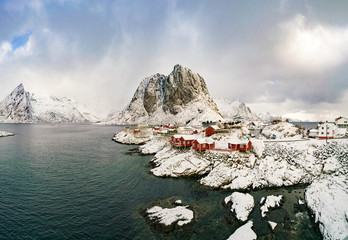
[106,65,223,125]
[214,99,259,121]
[0,84,99,123]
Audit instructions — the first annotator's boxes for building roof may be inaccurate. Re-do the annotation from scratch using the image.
[207,125,220,130]
[195,138,215,144]
[181,135,196,141]
[335,116,348,121]
[228,138,249,144]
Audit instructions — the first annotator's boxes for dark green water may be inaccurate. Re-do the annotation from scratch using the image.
[0,124,321,239]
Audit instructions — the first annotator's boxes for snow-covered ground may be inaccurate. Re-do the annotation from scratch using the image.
[151,147,211,177]
[260,195,283,217]
[305,141,348,240]
[139,136,168,154]
[0,131,14,137]
[145,205,194,227]
[227,221,257,240]
[224,192,254,221]
[261,122,302,139]
[113,128,153,144]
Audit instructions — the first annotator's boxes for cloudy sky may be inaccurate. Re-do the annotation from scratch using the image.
[1,0,348,120]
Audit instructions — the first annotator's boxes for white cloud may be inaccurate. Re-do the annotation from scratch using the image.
[0,41,12,62]
[278,15,348,73]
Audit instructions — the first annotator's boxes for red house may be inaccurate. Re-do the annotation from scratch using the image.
[133,129,141,134]
[192,138,215,151]
[181,135,196,147]
[170,135,182,147]
[205,125,220,136]
[228,139,252,151]
[170,135,196,147]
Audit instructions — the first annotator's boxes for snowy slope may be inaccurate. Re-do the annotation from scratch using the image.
[0,84,98,123]
[105,65,223,125]
[214,99,259,121]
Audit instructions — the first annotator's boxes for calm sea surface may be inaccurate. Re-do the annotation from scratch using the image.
[0,124,321,239]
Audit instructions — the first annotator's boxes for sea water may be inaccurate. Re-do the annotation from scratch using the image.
[0,124,321,239]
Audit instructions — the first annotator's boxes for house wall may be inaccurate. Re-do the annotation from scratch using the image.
[336,118,348,128]
[205,126,215,136]
[318,123,334,138]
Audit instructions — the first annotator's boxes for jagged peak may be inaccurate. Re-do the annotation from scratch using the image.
[12,83,25,92]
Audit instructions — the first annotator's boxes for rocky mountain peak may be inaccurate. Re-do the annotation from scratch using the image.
[109,65,222,125]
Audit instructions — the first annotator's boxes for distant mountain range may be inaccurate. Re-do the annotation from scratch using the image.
[0,84,99,123]
[1,66,275,124]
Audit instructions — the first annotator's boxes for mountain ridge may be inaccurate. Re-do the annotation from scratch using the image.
[0,84,98,123]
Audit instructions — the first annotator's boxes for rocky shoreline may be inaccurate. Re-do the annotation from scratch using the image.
[114,127,348,239]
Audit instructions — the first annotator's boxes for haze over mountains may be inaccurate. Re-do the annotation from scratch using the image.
[106,65,265,125]
[0,65,269,124]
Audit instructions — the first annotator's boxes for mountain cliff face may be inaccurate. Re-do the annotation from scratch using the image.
[0,84,97,123]
[214,99,259,121]
[108,65,223,125]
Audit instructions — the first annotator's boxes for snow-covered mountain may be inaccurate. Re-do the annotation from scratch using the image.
[106,64,223,125]
[214,99,259,121]
[0,84,99,123]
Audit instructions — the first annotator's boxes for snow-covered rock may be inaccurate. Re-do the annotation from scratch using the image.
[150,147,210,177]
[268,221,277,230]
[227,221,257,240]
[260,195,283,217]
[139,136,168,154]
[0,84,98,123]
[106,65,223,126]
[146,205,194,227]
[305,175,348,240]
[113,128,153,144]
[261,122,302,139]
[214,99,259,121]
[224,192,254,221]
[0,131,14,137]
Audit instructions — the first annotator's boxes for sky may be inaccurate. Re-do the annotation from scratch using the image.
[1,0,348,121]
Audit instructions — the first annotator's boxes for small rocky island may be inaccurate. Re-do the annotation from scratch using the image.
[0,131,14,137]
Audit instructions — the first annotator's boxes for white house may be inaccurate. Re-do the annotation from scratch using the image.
[177,126,194,135]
[308,129,318,138]
[317,122,334,139]
[335,116,348,128]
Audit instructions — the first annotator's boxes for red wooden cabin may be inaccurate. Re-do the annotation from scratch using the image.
[228,139,252,151]
[205,125,220,136]
[192,138,215,151]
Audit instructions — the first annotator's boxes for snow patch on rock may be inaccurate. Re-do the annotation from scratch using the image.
[227,221,257,240]
[113,128,153,144]
[260,195,283,217]
[261,122,302,139]
[305,175,348,240]
[146,205,194,227]
[0,131,14,137]
[150,147,210,177]
[224,192,254,221]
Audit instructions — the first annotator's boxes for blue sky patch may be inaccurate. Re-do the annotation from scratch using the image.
[11,33,31,51]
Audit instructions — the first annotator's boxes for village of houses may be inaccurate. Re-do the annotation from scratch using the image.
[118,115,348,152]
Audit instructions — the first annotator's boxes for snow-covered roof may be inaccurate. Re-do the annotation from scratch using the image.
[228,138,248,144]
[173,134,184,139]
[309,129,319,133]
[195,138,214,144]
[181,135,196,141]
[209,125,220,130]
[178,126,193,130]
